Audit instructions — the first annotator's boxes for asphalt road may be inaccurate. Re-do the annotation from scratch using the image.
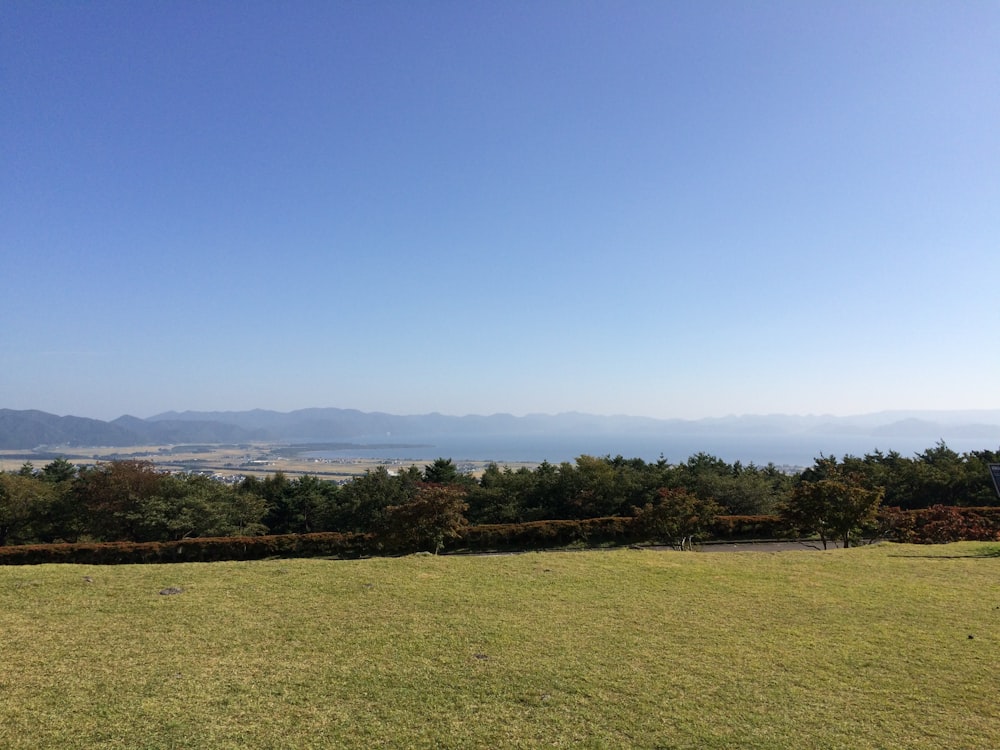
[697,540,846,552]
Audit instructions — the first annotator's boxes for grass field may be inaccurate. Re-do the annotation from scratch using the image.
[1,543,997,749]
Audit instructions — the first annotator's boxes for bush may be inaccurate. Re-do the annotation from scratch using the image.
[710,515,788,540]
[460,517,638,552]
[0,532,376,565]
[883,505,1000,544]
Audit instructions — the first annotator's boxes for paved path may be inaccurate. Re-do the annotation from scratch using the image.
[697,540,845,552]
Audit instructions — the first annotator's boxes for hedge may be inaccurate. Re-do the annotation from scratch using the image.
[880,505,1000,544]
[709,515,788,540]
[0,532,376,566]
[459,516,638,552]
[4,507,999,564]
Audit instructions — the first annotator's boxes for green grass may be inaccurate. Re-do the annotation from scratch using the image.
[1,543,998,749]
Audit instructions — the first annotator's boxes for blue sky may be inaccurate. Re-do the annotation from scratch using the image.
[3,1,999,421]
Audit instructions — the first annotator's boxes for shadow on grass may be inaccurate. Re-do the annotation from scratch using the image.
[889,545,1000,560]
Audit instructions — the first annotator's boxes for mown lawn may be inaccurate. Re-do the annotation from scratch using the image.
[0,543,997,749]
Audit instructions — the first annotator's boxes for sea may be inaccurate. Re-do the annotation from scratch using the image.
[299,433,1000,470]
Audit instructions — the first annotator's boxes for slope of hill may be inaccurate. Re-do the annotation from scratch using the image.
[0,410,138,449]
[2,407,1000,450]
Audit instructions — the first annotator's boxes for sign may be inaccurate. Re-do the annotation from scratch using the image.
[990,464,1000,499]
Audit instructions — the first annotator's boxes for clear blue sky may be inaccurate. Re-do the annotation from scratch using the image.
[3,1,998,421]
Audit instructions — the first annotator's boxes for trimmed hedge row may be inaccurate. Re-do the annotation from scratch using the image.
[460,516,638,552]
[2,507,998,565]
[0,531,376,566]
[458,515,790,552]
[0,517,643,564]
[881,505,1000,544]
[709,515,788,540]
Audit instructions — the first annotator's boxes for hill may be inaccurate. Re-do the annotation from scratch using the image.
[2,406,1000,450]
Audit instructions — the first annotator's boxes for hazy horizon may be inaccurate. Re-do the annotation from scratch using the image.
[4,3,998,421]
[5,404,1000,468]
[8,404,1000,426]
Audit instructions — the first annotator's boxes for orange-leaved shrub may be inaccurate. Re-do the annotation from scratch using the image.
[0,532,375,565]
[881,505,1000,544]
[460,517,638,552]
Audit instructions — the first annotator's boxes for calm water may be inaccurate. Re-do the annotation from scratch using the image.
[300,433,999,469]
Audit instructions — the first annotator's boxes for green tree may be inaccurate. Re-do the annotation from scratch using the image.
[35,457,81,542]
[128,474,218,541]
[122,474,266,541]
[0,472,53,545]
[333,466,420,533]
[72,460,166,541]
[960,449,1000,506]
[423,458,460,484]
[258,471,295,533]
[633,487,721,550]
[220,482,269,537]
[41,458,77,483]
[467,463,531,524]
[855,449,912,509]
[909,441,964,507]
[284,474,339,534]
[569,455,620,517]
[381,484,469,554]
[782,461,884,548]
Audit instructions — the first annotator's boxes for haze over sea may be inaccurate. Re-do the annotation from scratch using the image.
[302,433,997,469]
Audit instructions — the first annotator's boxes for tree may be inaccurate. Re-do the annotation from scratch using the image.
[423,458,460,484]
[124,474,268,541]
[333,466,420,533]
[127,474,217,541]
[782,462,884,548]
[219,482,269,537]
[467,463,533,524]
[667,452,792,516]
[570,455,620,517]
[0,473,53,545]
[72,460,166,541]
[41,458,77,484]
[283,474,339,534]
[633,487,720,550]
[258,471,295,534]
[31,457,80,542]
[960,449,1000,506]
[381,484,469,554]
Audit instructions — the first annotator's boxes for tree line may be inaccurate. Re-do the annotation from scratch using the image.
[0,442,997,549]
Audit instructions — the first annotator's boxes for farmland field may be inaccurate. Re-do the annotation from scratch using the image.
[0,445,532,480]
[1,543,997,749]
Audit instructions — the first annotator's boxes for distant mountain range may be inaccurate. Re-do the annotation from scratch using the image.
[2,407,1000,450]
